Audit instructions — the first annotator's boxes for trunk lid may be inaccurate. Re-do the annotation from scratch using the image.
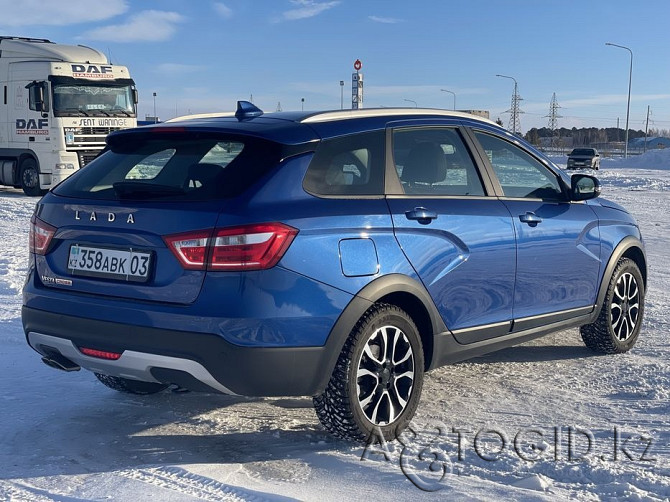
[35,196,224,304]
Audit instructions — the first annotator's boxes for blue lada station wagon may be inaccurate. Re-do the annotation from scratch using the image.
[23,102,646,441]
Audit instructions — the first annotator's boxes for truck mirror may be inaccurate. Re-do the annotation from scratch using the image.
[132,88,139,105]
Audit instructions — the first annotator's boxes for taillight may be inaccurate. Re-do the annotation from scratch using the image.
[163,230,213,270]
[29,216,56,255]
[164,223,298,271]
[210,223,298,271]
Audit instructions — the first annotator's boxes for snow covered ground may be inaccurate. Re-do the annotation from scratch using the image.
[1,150,669,501]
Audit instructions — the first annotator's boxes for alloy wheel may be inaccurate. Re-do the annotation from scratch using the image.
[610,272,640,341]
[356,325,415,425]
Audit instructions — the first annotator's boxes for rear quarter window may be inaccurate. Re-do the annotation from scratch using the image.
[303,131,385,196]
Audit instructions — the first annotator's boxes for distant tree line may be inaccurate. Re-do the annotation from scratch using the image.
[523,127,670,146]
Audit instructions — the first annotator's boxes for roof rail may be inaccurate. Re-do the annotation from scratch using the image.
[300,108,498,126]
[0,36,52,43]
[165,111,236,123]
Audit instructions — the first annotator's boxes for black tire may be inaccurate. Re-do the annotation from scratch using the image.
[95,373,169,395]
[19,158,42,196]
[313,304,424,442]
[580,258,644,354]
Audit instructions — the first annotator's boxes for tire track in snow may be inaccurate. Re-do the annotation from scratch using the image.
[117,466,270,501]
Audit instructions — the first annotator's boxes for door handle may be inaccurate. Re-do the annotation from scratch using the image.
[519,211,543,227]
[405,207,438,224]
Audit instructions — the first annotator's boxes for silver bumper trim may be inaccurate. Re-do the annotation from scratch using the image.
[27,332,237,395]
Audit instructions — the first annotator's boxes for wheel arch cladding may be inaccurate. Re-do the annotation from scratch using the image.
[321,274,446,384]
[376,291,434,372]
[621,245,647,288]
[595,236,647,319]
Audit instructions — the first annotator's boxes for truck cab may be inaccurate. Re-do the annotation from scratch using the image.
[0,36,138,195]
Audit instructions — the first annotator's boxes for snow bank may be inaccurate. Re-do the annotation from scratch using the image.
[549,147,670,170]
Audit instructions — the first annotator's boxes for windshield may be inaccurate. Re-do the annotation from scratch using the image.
[52,83,136,117]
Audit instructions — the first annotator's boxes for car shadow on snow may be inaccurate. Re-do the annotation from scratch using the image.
[462,343,596,365]
[0,385,337,480]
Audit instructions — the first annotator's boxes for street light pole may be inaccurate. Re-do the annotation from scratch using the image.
[403,99,417,108]
[152,92,157,123]
[440,89,456,110]
[340,81,344,110]
[606,42,633,158]
[301,97,305,111]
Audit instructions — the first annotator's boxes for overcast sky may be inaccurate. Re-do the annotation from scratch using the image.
[2,0,669,132]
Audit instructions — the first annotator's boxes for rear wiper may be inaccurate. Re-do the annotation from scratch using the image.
[113,181,185,199]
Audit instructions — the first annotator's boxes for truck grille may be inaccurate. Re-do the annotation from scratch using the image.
[76,150,102,167]
[64,127,122,167]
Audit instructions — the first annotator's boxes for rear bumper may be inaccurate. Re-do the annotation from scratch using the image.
[23,306,337,397]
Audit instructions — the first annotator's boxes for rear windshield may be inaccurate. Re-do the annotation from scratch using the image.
[54,132,282,200]
[570,148,595,156]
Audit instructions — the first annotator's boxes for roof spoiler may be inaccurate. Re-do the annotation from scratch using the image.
[235,101,263,120]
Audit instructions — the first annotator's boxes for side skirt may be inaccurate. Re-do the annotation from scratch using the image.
[431,310,596,369]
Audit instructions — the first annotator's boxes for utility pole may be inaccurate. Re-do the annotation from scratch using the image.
[644,105,650,153]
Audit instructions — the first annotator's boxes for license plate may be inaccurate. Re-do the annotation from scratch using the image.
[68,244,152,282]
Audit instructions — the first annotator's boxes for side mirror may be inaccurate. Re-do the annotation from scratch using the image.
[571,174,601,201]
[132,88,139,105]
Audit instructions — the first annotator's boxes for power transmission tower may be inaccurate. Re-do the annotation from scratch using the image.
[504,81,523,134]
[545,93,562,148]
[276,101,282,112]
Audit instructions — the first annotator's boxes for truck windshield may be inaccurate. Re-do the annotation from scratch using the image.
[53,84,136,117]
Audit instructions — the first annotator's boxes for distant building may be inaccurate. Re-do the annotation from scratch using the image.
[460,110,490,119]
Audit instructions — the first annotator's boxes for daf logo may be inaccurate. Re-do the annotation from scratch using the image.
[75,210,135,224]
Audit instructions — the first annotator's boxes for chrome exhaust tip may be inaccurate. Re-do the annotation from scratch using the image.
[41,354,81,372]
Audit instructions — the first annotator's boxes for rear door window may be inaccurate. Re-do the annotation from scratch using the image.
[392,127,485,196]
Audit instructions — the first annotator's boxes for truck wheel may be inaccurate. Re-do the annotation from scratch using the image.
[20,158,42,196]
[580,258,644,354]
[94,373,169,395]
[313,304,424,442]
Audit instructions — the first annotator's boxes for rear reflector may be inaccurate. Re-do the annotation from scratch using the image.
[29,216,56,255]
[79,347,122,360]
[164,223,298,271]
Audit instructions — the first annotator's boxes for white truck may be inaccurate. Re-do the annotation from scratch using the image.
[0,36,138,195]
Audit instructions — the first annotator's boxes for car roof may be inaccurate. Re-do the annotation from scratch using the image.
[145,107,501,145]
